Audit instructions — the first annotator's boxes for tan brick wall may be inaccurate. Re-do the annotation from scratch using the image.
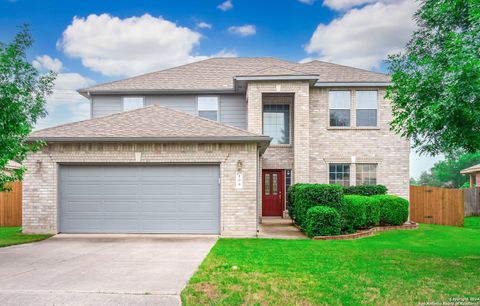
[246,81,310,181]
[309,88,410,198]
[22,142,259,236]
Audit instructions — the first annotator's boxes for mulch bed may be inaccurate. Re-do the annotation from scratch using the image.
[313,222,419,240]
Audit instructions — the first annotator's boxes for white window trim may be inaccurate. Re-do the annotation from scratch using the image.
[262,102,293,146]
[122,96,145,111]
[327,162,379,186]
[328,90,352,128]
[327,89,383,129]
[355,163,378,186]
[355,90,379,128]
[196,96,220,121]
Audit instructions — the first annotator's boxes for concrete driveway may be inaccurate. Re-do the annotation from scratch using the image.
[0,235,217,305]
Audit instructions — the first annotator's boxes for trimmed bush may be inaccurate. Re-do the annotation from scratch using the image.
[372,195,409,226]
[364,197,381,227]
[343,185,388,196]
[342,195,367,231]
[293,184,344,228]
[286,183,306,223]
[304,206,341,237]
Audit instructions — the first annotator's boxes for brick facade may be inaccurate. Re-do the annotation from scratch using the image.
[22,142,259,236]
[247,82,409,201]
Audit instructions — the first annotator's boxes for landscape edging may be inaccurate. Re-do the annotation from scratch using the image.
[312,222,419,240]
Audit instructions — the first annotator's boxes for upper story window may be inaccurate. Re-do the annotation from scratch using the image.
[123,97,144,111]
[356,164,377,185]
[356,91,378,127]
[263,104,290,145]
[198,97,219,121]
[329,91,351,127]
[329,163,350,186]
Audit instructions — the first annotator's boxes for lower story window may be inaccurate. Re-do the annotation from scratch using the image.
[356,164,377,185]
[329,163,350,186]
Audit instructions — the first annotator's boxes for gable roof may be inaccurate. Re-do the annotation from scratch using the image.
[461,164,480,174]
[29,105,271,145]
[79,57,390,95]
[299,60,390,83]
[244,65,312,77]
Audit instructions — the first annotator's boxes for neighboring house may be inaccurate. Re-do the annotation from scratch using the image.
[23,57,409,236]
[461,164,480,187]
[5,161,21,170]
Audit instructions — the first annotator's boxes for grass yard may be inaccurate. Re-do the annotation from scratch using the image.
[182,217,480,305]
[0,227,52,248]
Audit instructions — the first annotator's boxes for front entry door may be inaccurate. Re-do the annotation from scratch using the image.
[262,170,284,216]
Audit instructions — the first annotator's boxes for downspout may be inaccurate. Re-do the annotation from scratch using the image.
[256,146,260,236]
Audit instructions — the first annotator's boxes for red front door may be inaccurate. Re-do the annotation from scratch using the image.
[262,170,284,216]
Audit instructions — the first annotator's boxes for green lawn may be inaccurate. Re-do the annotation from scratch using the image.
[182,217,480,305]
[464,215,480,230]
[0,227,52,248]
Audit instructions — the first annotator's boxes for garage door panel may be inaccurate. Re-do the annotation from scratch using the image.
[59,165,220,234]
[63,201,104,212]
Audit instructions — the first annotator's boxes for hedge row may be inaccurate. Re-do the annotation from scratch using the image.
[342,185,388,196]
[287,184,343,228]
[304,206,341,238]
[287,184,409,237]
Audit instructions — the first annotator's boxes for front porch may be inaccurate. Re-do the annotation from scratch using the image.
[258,217,306,239]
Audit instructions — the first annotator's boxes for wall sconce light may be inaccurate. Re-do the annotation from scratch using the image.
[35,160,42,169]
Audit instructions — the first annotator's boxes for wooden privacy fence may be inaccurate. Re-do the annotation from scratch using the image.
[0,182,22,227]
[464,187,480,216]
[410,185,464,227]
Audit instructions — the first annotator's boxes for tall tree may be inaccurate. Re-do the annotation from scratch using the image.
[0,26,55,191]
[387,0,480,156]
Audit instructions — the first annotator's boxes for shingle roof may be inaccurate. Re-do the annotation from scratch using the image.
[299,60,390,83]
[461,164,480,174]
[243,65,312,76]
[80,58,297,93]
[29,105,270,143]
[79,57,390,94]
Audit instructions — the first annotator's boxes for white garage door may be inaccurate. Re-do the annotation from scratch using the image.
[58,165,220,234]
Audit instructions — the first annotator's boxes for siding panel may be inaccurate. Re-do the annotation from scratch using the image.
[91,94,247,130]
[146,95,196,114]
[92,96,122,117]
[220,94,247,129]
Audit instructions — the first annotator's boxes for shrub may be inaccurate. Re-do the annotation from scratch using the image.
[304,206,341,237]
[343,185,388,196]
[286,183,306,223]
[341,195,368,231]
[364,197,381,227]
[372,195,409,226]
[293,184,344,228]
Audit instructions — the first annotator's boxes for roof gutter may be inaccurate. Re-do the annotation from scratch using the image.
[28,136,272,153]
[234,75,320,81]
[77,88,237,98]
[314,82,392,87]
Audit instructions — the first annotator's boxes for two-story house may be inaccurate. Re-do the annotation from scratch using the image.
[23,57,409,236]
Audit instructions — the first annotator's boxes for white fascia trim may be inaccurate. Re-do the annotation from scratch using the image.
[235,75,319,81]
[315,82,392,87]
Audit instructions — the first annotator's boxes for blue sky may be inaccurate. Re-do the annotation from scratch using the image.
[0,0,442,177]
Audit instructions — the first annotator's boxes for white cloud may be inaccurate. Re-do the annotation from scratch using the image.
[213,49,238,57]
[196,21,212,29]
[298,0,316,4]
[59,14,204,77]
[32,55,63,73]
[323,0,397,10]
[305,0,418,69]
[218,0,233,11]
[35,68,95,130]
[228,25,256,37]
